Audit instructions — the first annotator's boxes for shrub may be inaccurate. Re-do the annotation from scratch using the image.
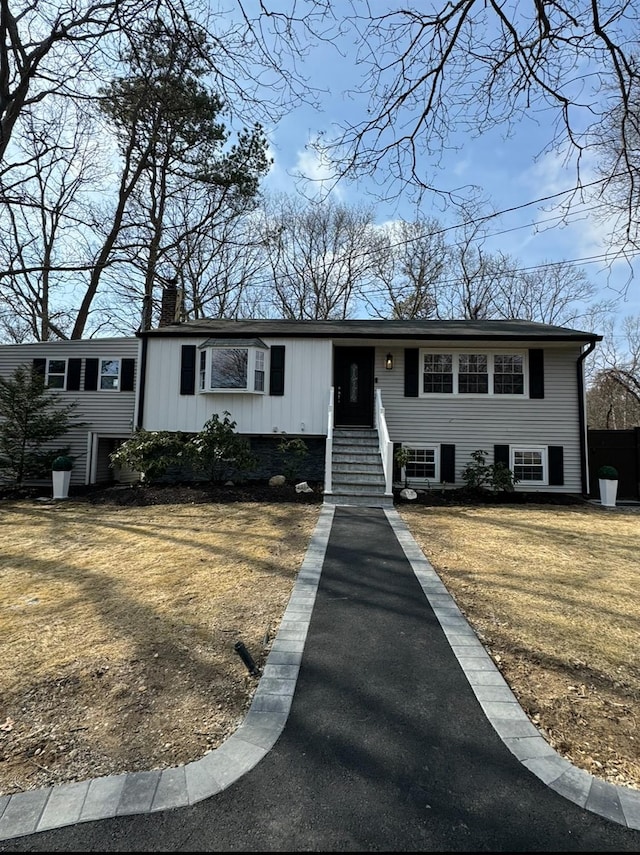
[110,430,193,482]
[190,412,256,482]
[277,435,309,481]
[51,455,73,471]
[460,449,518,492]
[598,465,619,480]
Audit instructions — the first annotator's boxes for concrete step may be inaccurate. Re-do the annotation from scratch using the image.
[333,428,378,438]
[330,479,387,494]
[332,454,382,471]
[332,461,385,474]
[323,492,394,508]
[332,439,379,451]
[333,443,379,454]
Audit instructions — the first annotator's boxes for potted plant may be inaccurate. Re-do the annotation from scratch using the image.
[52,455,73,500]
[598,465,618,508]
[394,445,413,488]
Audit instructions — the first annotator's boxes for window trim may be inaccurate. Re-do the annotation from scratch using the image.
[198,344,267,394]
[45,358,67,391]
[401,444,441,484]
[510,446,548,486]
[419,349,528,398]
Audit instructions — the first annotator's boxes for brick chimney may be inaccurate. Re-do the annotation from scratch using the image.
[159,280,182,327]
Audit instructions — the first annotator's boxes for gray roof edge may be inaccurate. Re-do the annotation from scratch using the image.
[140,319,601,343]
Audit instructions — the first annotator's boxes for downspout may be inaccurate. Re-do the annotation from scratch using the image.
[136,334,148,430]
[577,341,597,496]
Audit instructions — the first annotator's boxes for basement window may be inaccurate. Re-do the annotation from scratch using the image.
[402,446,440,482]
[511,447,547,485]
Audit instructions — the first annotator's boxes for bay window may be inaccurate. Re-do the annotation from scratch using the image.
[198,339,267,393]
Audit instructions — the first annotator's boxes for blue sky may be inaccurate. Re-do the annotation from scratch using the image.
[249,6,640,331]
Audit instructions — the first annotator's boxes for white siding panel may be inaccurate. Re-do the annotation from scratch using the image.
[143,338,332,435]
[375,342,584,493]
[0,338,140,484]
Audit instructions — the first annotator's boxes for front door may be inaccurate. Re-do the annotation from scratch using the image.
[334,346,374,427]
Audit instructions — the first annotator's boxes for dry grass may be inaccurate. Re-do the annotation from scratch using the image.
[0,499,320,795]
[399,503,640,789]
[2,495,639,797]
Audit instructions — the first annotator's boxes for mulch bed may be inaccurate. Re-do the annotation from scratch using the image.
[0,481,588,507]
[68,481,323,506]
[392,486,588,507]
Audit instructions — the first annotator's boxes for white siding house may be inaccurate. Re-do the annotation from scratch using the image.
[137,315,601,503]
[0,310,600,503]
[0,337,140,487]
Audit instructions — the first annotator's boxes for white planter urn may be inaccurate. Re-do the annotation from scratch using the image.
[599,478,618,508]
[52,469,71,499]
[52,457,73,499]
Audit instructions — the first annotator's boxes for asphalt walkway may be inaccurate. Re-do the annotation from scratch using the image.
[1,505,640,851]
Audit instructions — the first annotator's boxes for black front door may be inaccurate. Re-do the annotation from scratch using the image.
[334,346,375,427]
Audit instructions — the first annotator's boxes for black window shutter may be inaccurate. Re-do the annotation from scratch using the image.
[84,358,98,391]
[32,358,46,377]
[67,358,81,391]
[440,444,456,483]
[548,446,564,485]
[121,358,135,391]
[404,348,419,397]
[529,349,544,398]
[494,444,510,467]
[392,442,402,483]
[180,345,196,395]
[269,345,285,396]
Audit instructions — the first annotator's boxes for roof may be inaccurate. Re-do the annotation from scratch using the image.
[198,337,268,349]
[140,318,602,343]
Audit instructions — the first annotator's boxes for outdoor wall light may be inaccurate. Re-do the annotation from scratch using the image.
[385,353,394,370]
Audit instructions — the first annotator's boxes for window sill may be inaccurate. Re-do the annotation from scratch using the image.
[199,389,265,395]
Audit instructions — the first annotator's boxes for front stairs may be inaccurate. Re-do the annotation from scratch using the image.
[324,427,394,508]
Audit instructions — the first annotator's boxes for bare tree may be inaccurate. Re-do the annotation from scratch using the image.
[174,204,270,320]
[594,66,640,251]
[587,370,640,428]
[367,217,447,319]
[591,314,640,407]
[1,0,313,169]
[259,2,640,250]
[258,194,379,320]
[0,0,151,164]
[364,207,611,326]
[0,101,106,341]
[489,261,614,327]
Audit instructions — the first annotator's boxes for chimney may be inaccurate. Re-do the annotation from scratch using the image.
[159,280,181,327]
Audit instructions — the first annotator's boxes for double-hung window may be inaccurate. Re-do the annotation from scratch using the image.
[199,339,268,393]
[458,354,488,393]
[494,354,524,394]
[511,447,547,484]
[423,354,453,393]
[99,359,120,390]
[45,359,67,390]
[403,446,439,481]
[420,351,526,396]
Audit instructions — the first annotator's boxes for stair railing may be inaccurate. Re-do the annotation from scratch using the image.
[324,386,334,494]
[375,388,393,496]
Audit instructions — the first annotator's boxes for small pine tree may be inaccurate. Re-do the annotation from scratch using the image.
[0,365,83,485]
